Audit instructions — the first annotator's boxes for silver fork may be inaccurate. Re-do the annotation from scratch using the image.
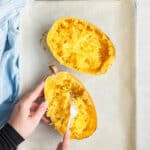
[66,101,77,131]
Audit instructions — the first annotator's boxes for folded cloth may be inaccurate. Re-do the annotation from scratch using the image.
[0,0,31,127]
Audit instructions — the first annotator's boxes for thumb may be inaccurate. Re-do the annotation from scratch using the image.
[32,101,48,123]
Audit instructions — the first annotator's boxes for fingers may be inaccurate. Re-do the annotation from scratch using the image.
[62,131,70,150]
[22,80,45,105]
[30,102,39,112]
[41,116,50,124]
[56,131,70,150]
[56,142,63,150]
[39,90,44,97]
[30,102,50,124]
[32,101,48,123]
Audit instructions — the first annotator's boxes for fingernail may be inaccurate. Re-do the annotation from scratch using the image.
[41,117,50,124]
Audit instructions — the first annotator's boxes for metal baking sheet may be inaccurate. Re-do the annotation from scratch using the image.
[19,0,136,150]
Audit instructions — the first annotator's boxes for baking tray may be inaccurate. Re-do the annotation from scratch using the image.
[19,0,136,150]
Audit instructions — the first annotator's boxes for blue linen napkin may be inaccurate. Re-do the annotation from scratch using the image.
[0,0,31,127]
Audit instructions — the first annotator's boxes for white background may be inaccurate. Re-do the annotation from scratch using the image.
[136,1,150,150]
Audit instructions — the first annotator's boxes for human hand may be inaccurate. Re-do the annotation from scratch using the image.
[56,131,70,150]
[8,80,48,139]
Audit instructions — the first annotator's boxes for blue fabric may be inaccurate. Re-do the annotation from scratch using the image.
[0,0,31,127]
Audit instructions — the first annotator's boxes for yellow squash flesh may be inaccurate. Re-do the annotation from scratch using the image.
[47,17,115,75]
[44,72,97,139]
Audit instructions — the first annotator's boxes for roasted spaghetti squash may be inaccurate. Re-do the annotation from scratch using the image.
[47,17,115,75]
[44,72,97,139]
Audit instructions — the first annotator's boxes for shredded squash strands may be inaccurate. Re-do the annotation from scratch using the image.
[47,17,115,75]
[44,70,97,139]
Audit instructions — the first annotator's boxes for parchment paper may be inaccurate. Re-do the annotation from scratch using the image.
[19,0,136,150]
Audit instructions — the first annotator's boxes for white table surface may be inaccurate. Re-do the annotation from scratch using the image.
[136,1,150,150]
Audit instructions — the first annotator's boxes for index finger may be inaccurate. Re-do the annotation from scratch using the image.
[62,131,70,150]
[22,80,45,105]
